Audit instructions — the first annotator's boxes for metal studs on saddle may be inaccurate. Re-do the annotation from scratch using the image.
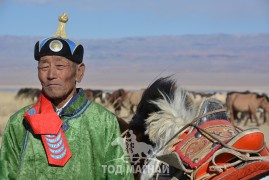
[196,98,228,126]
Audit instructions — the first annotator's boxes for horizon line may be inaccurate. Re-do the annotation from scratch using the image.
[0,32,268,40]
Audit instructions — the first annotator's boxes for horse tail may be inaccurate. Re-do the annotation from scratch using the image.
[226,91,233,110]
[226,92,236,121]
[226,92,237,110]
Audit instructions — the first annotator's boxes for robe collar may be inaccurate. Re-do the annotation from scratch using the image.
[59,88,89,117]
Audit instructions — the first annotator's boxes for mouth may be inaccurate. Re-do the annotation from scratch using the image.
[45,84,61,87]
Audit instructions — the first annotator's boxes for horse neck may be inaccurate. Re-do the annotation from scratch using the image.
[257,96,265,106]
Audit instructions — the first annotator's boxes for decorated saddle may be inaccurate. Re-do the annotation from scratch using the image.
[157,98,269,180]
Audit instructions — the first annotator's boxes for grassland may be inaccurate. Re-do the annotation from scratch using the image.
[0,92,33,146]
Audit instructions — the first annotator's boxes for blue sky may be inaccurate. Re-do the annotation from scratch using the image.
[0,0,269,39]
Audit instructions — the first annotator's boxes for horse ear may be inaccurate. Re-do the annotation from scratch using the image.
[185,92,195,107]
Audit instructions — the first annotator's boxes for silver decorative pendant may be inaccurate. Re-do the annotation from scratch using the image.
[45,132,67,160]
[50,148,67,159]
[49,40,63,52]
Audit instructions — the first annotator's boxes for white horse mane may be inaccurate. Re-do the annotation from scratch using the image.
[141,88,199,179]
[145,88,198,147]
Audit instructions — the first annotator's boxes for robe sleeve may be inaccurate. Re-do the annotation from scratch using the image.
[104,114,134,180]
[0,120,21,179]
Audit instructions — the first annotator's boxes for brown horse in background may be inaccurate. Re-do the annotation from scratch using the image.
[84,89,104,101]
[227,91,269,126]
[107,89,127,113]
[122,90,144,115]
[16,88,41,102]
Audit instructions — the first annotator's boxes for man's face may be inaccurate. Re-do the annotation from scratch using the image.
[38,55,80,100]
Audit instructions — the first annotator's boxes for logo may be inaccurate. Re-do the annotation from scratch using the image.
[49,40,63,52]
[103,130,169,177]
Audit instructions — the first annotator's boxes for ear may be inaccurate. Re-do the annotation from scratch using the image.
[75,63,85,83]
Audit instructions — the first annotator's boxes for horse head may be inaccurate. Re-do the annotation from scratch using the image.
[129,76,200,178]
[129,76,179,146]
[130,76,269,180]
[260,96,269,112]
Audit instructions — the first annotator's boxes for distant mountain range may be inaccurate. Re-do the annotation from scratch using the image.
[0,33,269,91]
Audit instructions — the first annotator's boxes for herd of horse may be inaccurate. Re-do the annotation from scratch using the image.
[16,85,269,127]
[14,78,269,179]
[90,88,269,127]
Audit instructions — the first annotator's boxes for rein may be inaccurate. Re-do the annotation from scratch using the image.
[140,108,227,173]
[156,108,227,154]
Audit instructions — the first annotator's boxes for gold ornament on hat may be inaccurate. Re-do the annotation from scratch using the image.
[53,13,69,39]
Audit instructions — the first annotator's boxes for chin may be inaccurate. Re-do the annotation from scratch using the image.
[43,87,67,100]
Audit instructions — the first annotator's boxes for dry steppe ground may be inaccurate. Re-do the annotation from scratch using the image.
[0,91,268,148]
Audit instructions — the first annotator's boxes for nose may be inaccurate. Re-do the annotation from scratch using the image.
[47,65,57,80]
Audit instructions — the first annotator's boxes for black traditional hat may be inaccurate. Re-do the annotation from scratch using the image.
[34,13,84,64]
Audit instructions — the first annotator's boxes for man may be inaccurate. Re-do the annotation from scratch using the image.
[0,13,133,179]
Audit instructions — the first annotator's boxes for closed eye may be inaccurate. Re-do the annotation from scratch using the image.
[56,64,67,70]
[38,65,49,71]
